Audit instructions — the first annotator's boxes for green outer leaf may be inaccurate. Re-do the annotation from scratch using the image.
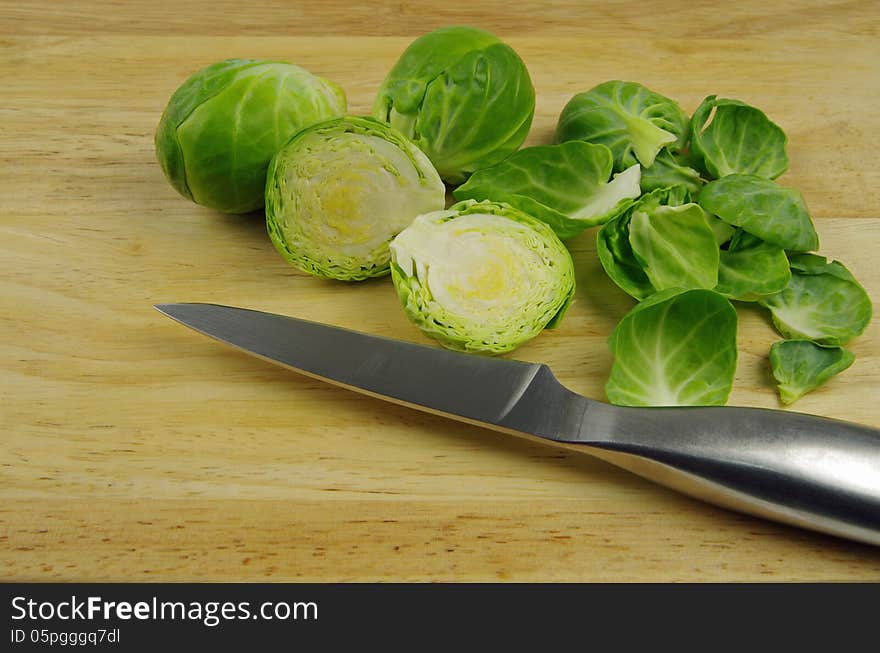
[707,216,737,246]
[155,59,346,214]
[716,236,791,301]
[690,95,788,180]
[155,59,265,202]
[556,80,689,170]
[698,174,819,252]
[452,141,641,239]
[629,203,719,292]
[769,340,855,404]
[639,149,704,195]
[605,289,738,406]
[373,26,535,184]
[596,211,654,301]
[788,252,855,279]
[265,116,445,281]
[758,254,872,345]
[372,26,499,117]
[389,199,576,354]
[596,185,693,300]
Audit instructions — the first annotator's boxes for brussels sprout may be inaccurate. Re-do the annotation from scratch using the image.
[690,96,788,180]
[758,254,872,345]
[389,200,575,354]
[265,116,445,281]
[699,174,819,252]
[452,141,641,239]
[769,340,855,405]
[155,59,346,214]
[373,26,535,185]
[556,81,689,170]
[605,289,738,406]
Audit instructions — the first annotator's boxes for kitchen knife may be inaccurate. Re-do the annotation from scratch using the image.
[155,302,880,546]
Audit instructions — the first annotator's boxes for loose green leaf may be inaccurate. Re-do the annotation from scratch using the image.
[707,215,737,246]
[556,81,689,170]
[373,26,535,184]
[629,203,719,292]
[698,174,819,252]
[596,185,693,300]
[716,234,791,301]
[389,200,575,354]
[606,289,738,406]
[759,254,872,345]
[639,149,704,195]
[690,95,788,180]
[769,340,855,404]
[452,141,641,239]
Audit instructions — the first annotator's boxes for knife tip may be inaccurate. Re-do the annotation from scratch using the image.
[154,303,190,318]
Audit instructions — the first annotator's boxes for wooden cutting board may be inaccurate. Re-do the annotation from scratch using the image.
[2,0,879,581]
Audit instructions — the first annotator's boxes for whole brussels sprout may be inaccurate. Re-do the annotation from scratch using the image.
[373,26,535,185]
[155,59,346,214]
[390,200,575,354]
[265,116,445,281]
[556,80,689,171]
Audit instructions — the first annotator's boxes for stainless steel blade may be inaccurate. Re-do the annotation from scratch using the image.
[155,302,880,546]
[154,302,596,443]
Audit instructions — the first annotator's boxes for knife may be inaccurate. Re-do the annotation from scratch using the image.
[155,302,880,546]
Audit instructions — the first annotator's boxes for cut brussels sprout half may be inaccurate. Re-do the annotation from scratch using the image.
[373,26,535,184]
[769,340,855,405]
[265,116,445,281]
[156,59,346,214]
[390,200,575,354]
[556,80,689,170]
[452,141,641,239]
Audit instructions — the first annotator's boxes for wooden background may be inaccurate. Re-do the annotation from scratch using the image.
[2,0,879,580]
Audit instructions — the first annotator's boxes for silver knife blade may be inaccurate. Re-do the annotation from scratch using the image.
[154,302,599,443]
[155,302,880,546]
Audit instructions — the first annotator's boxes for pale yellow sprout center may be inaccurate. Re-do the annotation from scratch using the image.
[392,213,559,321]
[280,131,442,261]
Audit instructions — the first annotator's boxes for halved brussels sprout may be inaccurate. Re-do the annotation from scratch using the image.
[373,26,535,185]
[265,116,445,281]
[156,59,346,214]
[389,200,575,354]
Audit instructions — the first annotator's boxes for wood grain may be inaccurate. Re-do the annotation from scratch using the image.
[2,0,879,581]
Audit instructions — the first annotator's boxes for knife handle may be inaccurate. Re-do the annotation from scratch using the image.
[576,404,880,545]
